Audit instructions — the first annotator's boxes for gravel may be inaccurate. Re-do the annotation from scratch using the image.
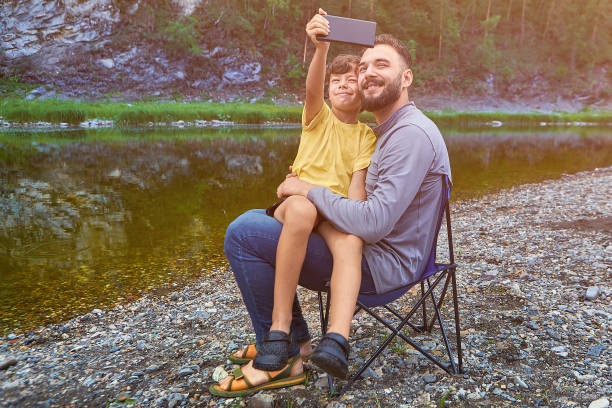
[0,167,610,407]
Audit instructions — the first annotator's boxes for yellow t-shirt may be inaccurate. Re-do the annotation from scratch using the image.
[292,103,377,197]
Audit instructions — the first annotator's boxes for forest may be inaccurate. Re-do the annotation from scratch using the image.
[114,0,611,99]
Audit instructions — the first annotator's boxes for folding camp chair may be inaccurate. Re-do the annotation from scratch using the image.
[316,175,462,396]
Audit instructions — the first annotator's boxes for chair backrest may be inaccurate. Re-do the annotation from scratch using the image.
[357,174,452,308]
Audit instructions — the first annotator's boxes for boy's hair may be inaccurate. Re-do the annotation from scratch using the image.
[326,54,360,78]
[371,34,412,69]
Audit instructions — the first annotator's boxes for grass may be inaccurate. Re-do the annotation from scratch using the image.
[426,109,612,128]
[0,98,303,125]
[1,96,611,127]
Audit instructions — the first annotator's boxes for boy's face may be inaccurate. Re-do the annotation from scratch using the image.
[328,67,361,113]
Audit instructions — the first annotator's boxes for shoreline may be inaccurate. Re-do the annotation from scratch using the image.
[1,99,611,129]
[0,167,611,407]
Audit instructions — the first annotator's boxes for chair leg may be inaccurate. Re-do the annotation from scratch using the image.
[426,275,458,374]
[421,281,427,330]
[426,273,452,331]
[318,290,335,394]
[318,291,327,335]
[451,267,463,373]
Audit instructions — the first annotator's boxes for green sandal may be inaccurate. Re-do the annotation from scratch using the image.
[228,343,257,364]
[228,341,312,364]
[209,354,306,397]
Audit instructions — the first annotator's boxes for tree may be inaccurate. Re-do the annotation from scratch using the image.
[520,0,527,47]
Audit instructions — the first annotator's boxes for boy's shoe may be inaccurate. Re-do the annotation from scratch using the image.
[252,330,292,371]
[209,354,306,397]
[228,344,257,364]
[310,332,350,379]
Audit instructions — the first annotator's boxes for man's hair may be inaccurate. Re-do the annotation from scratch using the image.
[372,34,412,69]
[326,54,360,78]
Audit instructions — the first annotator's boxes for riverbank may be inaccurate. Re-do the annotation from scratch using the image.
[1,97,612,128]
[1,167,611,407]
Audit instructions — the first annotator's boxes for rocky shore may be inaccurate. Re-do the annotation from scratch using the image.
[1,167,610,408]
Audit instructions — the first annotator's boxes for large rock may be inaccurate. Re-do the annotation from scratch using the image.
[222,62,261,85]
[0,0,120,59]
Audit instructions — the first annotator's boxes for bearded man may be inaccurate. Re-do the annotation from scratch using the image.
[210,34,451,397]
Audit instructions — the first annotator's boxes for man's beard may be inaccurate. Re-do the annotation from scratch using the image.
[360,73,403,112]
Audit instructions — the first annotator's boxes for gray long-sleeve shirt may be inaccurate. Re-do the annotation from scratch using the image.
[308,102,451,294]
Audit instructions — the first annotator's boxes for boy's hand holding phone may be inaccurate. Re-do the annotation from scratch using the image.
[305,8,330,48]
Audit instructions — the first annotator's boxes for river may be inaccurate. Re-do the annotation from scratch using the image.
[1,125,611,335]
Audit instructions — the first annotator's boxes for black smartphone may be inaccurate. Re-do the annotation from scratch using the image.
[316,15,377,48]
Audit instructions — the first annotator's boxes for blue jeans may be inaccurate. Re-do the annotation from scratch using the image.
[224,209,375,357]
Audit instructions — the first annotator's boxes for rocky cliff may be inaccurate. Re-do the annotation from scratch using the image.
[0,0,275,102]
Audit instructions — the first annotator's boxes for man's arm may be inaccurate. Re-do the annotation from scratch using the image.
[303,9,330,126]
[291,126,435,244]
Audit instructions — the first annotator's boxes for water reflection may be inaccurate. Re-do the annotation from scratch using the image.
[1,126,610,334]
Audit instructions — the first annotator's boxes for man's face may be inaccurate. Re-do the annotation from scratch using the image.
[358,44,408,112]
[328,68,361,113]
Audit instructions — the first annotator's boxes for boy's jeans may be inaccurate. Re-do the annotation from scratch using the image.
[224,209,374,357]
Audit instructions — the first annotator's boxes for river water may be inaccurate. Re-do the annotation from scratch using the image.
[1,125,611,335]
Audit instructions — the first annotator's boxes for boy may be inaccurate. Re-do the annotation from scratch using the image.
[228,9,375,380]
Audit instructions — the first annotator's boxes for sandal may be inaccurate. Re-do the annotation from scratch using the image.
[252,330,291,371]
[310,332,350,379]
[228,344,257,364]
[209,354,306,397]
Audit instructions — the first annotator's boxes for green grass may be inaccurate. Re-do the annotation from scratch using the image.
[426,110,612,127]
[1,97,611,126]
[0,98,303,125]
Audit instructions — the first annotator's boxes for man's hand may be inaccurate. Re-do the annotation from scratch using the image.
[277,177,316,198]
[306,8,330,47]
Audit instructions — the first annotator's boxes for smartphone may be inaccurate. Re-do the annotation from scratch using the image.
[316,15,377,48]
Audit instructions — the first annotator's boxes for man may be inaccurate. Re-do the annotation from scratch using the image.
[210,34,451,397]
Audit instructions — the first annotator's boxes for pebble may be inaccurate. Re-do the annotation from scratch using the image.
[573,371,596,384]
[513,375,528,389]
[1,380,22,391]
[551,346,569,357]
[589,398,610,408]
[315,375,329,389]
[145,364,161,373]
[423,374,437,383]
[507,282,524,298]
[177,366,196,377]
[212,366,228,382]
[248,393,275,408]
[0,357,18,370]
[117,392,130,402]
[585,286,601,300]
[481,270,498,281]
[362,367,378,378]
[587,344,606,357]
[467,392,482,401]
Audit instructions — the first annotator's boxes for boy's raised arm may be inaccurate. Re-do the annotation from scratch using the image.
[303,9,330,126]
